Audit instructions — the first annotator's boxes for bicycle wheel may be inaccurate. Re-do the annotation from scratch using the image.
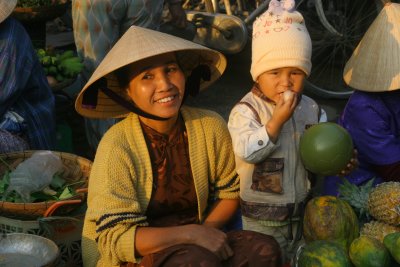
[184,0,215,12]
[298,0,382,98]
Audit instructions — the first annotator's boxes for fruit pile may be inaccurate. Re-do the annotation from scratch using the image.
[297,181,400,267]
[36,48,84,87]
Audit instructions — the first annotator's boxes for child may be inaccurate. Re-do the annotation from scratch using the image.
[228,0,325,263]
[323,2,400,195]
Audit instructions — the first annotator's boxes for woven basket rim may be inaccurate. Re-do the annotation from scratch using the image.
[0,150,92,219]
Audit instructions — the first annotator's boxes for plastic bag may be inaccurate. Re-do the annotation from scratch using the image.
[4,151,63,202]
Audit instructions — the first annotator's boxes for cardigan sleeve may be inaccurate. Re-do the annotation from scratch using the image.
[83,125,149,265]
[203,110,240,200]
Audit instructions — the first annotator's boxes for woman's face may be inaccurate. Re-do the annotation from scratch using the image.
[126,52,186,120]
[257,67,306,103]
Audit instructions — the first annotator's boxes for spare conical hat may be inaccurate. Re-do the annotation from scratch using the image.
[75,26,226,119]
[0,0,17,23]
[343,3,400,92]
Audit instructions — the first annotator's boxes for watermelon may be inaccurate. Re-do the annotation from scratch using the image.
[297,240,352,267]
[303,196,359,252]
[349,235,392,267]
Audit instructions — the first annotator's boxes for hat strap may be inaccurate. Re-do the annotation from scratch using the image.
[99,86,169,121]
[185,64,211,97]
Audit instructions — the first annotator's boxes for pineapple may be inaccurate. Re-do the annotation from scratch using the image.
[338,178,400,226]
[360,220,400,243]
[338,178,374,222]
[368,182,400,226]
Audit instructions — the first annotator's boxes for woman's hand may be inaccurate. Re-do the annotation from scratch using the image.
[338,149,358,176]
[185,224,233,260]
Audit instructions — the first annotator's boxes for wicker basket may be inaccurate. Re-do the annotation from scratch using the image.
[0,150,92,220]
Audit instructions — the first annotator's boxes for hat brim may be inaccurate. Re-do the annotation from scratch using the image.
[343,3,400,92]
[0,0,17,23]
[75,26,226,119]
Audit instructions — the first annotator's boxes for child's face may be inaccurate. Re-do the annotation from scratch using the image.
[257,67,306,104]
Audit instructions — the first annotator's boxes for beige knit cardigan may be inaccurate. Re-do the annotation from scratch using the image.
[81,106,240,267]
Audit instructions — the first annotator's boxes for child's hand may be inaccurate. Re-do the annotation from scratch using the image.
[266,91,298,142]
[338,149,358,176]
[274,90,298,123]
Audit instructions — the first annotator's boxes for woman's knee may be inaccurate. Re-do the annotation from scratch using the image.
[142,244,220,267]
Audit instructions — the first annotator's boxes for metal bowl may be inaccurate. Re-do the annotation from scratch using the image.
[0,233,59,267]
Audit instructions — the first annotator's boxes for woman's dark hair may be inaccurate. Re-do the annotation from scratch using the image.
[114,65,131,90]
[114,52,184,90]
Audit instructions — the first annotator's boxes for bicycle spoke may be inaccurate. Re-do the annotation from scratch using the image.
[299,0,381,96]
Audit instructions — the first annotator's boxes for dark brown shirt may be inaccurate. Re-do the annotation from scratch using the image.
[140,117,199,227]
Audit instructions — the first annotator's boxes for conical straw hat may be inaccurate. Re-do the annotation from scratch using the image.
[0,0,17,23]
[75,26,226,119]
[343,3,400,92]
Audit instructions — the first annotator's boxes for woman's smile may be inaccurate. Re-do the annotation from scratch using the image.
[155,94,178,104]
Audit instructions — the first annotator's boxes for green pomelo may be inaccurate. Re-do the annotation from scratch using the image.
[299,122,353,176]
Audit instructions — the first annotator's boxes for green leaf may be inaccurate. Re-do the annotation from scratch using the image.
[58,186,76,200]
[4,190,23,203]
[30,191,57,202]
[50,174,66,190]
[0,171,10,195]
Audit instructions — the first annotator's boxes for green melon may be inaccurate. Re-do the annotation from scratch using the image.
[297,240,352,267]
[349,235,392,267]
[299,122,353,176]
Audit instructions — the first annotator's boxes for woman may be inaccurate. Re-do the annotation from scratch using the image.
[323,2,400,195]
[75,26,281,267]
[0,0,55,153]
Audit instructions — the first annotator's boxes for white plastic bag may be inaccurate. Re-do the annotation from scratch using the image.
[5,151,63,202]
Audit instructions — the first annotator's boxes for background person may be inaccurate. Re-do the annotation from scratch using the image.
[72,0,187,157]
[0,0,55,153]
[323,2,400,195]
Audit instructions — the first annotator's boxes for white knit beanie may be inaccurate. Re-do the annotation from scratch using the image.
[250,0,312,81]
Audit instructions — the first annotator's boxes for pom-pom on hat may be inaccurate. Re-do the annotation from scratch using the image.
[250,0,312,81]
[0,0,17,23]
[343,2,400,92]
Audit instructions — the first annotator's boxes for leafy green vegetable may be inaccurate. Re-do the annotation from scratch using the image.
[58,186,75,200]
[0,171,10,193]
[0,171,80,203]
[31,191,57,202]
[3,190,24,203]
[50,174,66,190]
